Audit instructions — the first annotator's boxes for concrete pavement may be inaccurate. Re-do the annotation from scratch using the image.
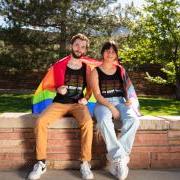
[0,169,180,180]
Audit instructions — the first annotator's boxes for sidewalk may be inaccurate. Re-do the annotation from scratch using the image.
[0,169,180,180]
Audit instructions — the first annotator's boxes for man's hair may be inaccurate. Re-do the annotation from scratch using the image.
[101,41,118,56]
[70,33,90,48]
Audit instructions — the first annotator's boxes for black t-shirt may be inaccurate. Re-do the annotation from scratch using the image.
[53,64,86,104]
[96,67,125,98]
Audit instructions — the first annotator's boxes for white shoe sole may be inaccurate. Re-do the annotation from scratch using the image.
[28,168,47,180]
[117,167,129,180]
[82,174,94,180]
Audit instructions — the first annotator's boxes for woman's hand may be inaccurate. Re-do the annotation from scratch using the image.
[78,98,88,105]
[125,99,132,106]
[109,105,120,120]
[57,86,67,95]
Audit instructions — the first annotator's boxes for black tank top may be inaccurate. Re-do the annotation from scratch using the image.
[53,64,86,103]
[96,67,125,98]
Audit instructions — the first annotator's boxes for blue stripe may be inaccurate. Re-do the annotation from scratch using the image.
[87,102,96,117]
[32,99,53,114]
[32,99,96,116]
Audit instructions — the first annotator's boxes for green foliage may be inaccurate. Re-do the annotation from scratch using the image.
[145,62,176,85]
[0,0,123,70]
[119,0,180,99]
[119,38,158,70]
[143,0,180,63]
[145,72,167,84]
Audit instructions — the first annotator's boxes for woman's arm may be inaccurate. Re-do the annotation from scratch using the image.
[84,65,92,100]
[78,65,92,105]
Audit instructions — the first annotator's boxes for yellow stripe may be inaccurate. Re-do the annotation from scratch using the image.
[34,82,43,95]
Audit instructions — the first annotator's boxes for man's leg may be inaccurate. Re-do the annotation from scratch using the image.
[70,103,94,179]
[28,103,70,180]
[70,103,93,161]
[35,103,70,160]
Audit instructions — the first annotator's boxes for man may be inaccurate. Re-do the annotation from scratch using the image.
[28,34,94,180]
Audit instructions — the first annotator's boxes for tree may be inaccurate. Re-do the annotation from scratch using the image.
[0,0,123,71]
[120,0,180,99]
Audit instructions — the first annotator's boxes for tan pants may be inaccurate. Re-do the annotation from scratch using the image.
[35,102,93,161]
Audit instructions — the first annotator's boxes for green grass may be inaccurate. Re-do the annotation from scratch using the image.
[0,93,32,113]
[139,97,180,116]
[0,93,179,116]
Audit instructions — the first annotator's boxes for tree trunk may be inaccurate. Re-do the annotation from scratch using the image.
[175,73,180,100]
[172,42,179,100]
[58,1,71,58]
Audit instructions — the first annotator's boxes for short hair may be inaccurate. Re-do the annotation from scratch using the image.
[70,33,90,48]
[101,41,118,56]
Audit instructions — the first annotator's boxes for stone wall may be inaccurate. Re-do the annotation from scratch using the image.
[0,113,180,170]
[0,70,174,96]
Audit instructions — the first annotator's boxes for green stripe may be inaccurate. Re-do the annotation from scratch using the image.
[32,90,56,104]
[89,95,96,102]
[33,89,96,104]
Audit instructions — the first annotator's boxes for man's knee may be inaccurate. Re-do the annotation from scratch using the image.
[85,118,93,127]
[80,117,93,130]
[79,104,89,112]
[36,116,47,129]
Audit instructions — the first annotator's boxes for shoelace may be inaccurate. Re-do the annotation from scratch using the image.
[33,162,44,172]
[81,163,91,175]
[112,159,124,173]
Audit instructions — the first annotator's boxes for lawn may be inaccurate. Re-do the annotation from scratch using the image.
[139,97,180,116]
[0,93,32,113]
[0,93,179,116]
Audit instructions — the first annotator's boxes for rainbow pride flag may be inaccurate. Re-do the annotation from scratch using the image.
[32,55,101,115]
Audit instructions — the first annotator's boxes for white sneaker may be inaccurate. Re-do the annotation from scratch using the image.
[125,155,130,164]
[80,161,94,179]
[116,157,129,180]
[28,161,47,180]
[108,156,130,180]
[107,159,119,177]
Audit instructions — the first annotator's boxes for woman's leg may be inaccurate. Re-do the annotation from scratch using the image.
[116,101,140,155]
[94,103,127,160]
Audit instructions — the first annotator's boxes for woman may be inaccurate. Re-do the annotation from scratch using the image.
[90,41,140,180]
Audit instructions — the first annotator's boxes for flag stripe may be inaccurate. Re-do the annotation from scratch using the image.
[33,90,56,104]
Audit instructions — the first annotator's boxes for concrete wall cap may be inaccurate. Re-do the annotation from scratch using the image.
[0,113,180,130]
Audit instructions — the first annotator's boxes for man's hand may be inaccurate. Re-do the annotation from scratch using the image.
[57,86,67,95]
[78,98,88,105]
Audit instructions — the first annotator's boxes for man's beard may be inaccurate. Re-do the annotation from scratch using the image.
[72,50,84,59]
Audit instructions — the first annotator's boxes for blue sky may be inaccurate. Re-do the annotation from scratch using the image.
[0,1,145,27]
[119,0,145,7]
